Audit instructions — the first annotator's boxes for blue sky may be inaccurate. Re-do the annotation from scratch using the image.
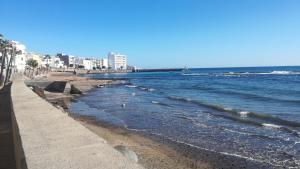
[1,0,300,68]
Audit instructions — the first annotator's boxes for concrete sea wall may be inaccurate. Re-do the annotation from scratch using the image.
[1,77,143,169]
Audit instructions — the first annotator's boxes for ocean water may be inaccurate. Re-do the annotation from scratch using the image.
[70,66,300,168]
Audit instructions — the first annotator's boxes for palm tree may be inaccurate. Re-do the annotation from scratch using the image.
[5,46,21,83]
[26,58,38,68]
[0,34,20,85]
[0,35,9,85]
[44,54,51,68]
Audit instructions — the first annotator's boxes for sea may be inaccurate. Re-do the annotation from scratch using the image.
[70,66,300,168]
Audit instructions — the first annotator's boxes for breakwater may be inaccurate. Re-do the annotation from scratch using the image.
[133,68,184,72]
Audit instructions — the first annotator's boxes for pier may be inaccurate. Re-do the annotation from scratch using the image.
[133,68,184,72]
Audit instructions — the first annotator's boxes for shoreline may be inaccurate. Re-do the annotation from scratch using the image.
[27,72,277,169]
[69,114,276,169]
[71,114,210,169]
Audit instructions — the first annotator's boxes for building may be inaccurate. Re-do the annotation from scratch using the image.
[41,55,52,68]
[100,58,108,69]
[52,56,64,68]
[26,53,43,67]
[107,52,127,70]
[74,57,84,68]
[68,55,75,68]
[83,59,93,70]
[57,53,69,67]
[11,41,27,72]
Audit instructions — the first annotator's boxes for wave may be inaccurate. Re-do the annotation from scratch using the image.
[151,100,172,107]
[239,111,249,118]
[222,90,300,105]
[167,96,300,129]
[223,71,300,75]
[151,100,159,104]
[189,85,300,105]
[146,131,284,168]
[182,73,209,76]
[182,71,300,76]
[125,85,138,88]
[125,84,156,92]
[270,71,295,74]
[138,86,155,92]
[173,114,194,121]
[183,80,300,104]
[262,123,282,129]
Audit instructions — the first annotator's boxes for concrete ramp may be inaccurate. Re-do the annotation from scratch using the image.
[11,77,143,169]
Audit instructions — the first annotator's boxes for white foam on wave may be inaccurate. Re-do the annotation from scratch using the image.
[294,141,300,145]
[224,107,233,111]
[239,111,249,118]
[262,123,281,129]
[249,71,300,75]
[126,127,147,132]
[219,70,300,76]
[270,71,292,74]
[151,101,159,104]
[148,88,155,92]
[183,97,192,102]
[125,85,137,88]
[182,73,208,76]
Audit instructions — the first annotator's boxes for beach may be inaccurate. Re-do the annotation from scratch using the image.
[24,69,288,169]
[74,115,212,169]
[27,71,213,169]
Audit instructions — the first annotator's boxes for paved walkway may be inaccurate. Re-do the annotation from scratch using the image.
[11,77,143,169]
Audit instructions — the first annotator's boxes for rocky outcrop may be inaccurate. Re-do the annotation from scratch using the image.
[44,81,67,93]
[32,86,46,98]
[70,84,82,94]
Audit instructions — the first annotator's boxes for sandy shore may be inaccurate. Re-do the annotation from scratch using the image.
[71,115,212,169]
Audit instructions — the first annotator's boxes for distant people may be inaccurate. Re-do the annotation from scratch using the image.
[73,70,77,75]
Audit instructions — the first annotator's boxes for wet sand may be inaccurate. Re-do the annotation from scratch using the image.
[71,115,213,169]
[69,114,275,169]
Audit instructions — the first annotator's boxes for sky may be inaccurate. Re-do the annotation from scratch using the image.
[1,0,300,68]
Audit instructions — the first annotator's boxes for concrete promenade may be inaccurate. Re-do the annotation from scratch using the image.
[11,76,143,169]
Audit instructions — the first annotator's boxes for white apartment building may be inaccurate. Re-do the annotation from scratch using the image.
[11,41,27,72]
[52,56,64,68]
[41,55,52,68]
[83,59,93,70]
[101,58,108,69]
[69,55,75,68]
[108,52,127,70]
